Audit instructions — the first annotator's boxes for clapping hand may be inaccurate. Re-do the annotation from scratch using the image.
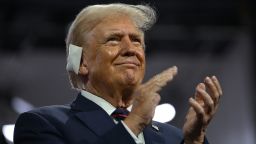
[183,76,223,144]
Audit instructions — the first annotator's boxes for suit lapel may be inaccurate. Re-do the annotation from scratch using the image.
[71,94,116,136]
[71,94,166,144]
[143,122,165,144]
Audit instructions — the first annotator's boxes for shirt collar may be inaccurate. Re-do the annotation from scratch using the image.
[80,90,132,115]
[81,90,116,115]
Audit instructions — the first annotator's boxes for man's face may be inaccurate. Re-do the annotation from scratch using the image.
[82,15,146,92]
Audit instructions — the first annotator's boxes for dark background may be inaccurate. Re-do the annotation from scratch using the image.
[0,0,255,143]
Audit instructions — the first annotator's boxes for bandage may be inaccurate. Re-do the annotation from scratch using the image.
[66,44,83,74]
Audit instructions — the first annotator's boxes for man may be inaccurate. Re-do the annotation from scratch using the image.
[14,3,222,144]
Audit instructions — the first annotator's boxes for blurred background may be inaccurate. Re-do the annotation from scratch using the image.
[0,0,255,143]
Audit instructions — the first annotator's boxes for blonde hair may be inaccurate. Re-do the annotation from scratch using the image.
[65,3,157,89]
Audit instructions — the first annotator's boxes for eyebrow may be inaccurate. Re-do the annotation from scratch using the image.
[104,29,143,38]
[103,29,145,48]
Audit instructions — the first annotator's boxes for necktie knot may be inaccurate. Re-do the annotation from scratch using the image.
[111,108,129,121]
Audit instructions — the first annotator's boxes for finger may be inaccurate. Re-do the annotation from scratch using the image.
[195,83,206,104]
[144,66,178,92]
[196,87,214,114]
[151,93,161,106]
[211,76,223,96]
[204,77,219,105]
[189,97,204,120]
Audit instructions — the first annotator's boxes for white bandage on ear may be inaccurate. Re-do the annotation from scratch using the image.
[66,44,83,74]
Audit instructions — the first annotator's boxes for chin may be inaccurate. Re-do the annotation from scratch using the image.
[125,80,139,87]
[124,71,141,84]
[114,69,143,87]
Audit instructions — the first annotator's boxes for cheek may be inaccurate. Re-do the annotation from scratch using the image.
[95,47,119,66]
[138,50,146,66]
[105,48,119,60]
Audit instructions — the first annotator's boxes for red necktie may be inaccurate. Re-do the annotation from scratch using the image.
[111,108,129,121]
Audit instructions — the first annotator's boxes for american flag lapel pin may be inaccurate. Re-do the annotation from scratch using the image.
[151,124,159,131]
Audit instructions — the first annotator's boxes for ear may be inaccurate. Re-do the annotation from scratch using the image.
[79,60,89,75]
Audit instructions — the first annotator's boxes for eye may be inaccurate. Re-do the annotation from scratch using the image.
[105,36,120,45]
[131,37,142,46]
[132,38,140,43]
[107,36,120,42]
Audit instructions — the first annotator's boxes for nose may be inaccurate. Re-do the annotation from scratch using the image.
[120,37,137,57]
[121,48,136,57]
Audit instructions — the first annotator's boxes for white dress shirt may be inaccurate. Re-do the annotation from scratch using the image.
[81,90,145,144]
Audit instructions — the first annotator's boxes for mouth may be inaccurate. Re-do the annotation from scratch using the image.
[114,61,140,67]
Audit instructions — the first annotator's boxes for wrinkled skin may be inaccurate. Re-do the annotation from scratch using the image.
[79,14,223,144]
[79,14,146,107]
[183,76,222,144]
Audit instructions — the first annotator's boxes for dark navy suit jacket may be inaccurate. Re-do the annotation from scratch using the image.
[14,94,208,144]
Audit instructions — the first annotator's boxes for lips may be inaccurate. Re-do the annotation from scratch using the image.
[114,60,140,67]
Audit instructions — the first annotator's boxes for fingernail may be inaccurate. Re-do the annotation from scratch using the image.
[199,83,205,87]
[189,97,194,102]
[205,77,211,83]
[172,66,177,71]
[171,66,178,75]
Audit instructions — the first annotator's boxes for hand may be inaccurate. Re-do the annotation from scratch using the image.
[183,76,223,144]
[124,66,178,135]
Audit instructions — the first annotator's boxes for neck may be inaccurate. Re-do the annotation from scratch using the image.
[85,82,135,108]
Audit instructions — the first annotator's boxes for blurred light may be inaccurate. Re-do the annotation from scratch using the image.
[2,124,15,144]
[11,97,34,114]
[153,103,176,123]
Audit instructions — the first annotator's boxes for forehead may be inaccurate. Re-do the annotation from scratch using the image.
[90,15,143,37]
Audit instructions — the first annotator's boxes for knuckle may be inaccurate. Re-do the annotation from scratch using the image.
[208,100,214,106]
[197,107,205,116]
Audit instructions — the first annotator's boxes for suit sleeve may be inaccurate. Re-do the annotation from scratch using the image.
[14,112,66,144]
[14,112,136,144]
[91,123,136,144]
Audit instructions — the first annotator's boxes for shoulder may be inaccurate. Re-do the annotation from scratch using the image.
[14,105,73,143]
[15,105,73,130]
[29,105,71,117]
